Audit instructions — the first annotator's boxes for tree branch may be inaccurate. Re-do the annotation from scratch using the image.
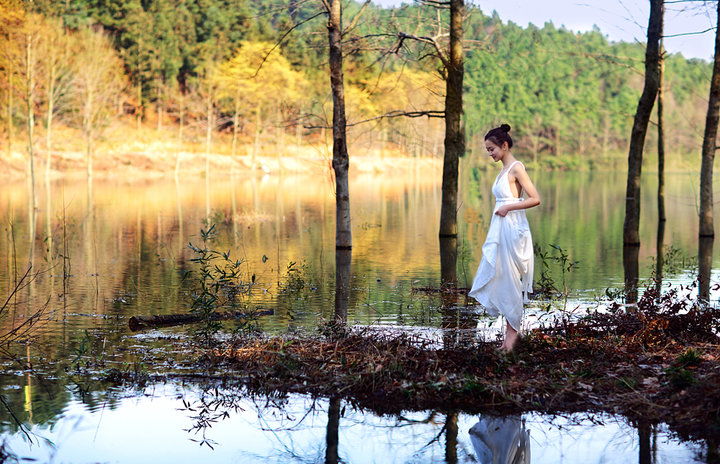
[304,109,444,129]
[252,11,326,78]
[320,0,330,14]
[418,0,451,9]
[394,32,449,69]
[343,0,371,37]
[663,27,716,38]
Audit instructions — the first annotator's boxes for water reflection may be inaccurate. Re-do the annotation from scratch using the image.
[469,415,530,464]
[3,385,711,463]
[0,167,719,461]
[638,420,654,464]
[446,411,459,464]
[325,397,341,464]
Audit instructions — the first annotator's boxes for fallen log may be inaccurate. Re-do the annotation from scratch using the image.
[128,309,274,332]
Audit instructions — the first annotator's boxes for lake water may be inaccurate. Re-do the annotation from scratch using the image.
[0,158,717,462]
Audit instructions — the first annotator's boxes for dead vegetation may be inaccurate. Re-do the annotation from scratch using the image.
[201,282,720,442]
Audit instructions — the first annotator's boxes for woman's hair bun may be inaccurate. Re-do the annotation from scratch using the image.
[500,123,511,133]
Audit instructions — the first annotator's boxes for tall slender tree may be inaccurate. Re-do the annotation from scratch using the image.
[41,18,72,179]
[623,0,662,246]
[657,7,666,224]
[439,0,465,239]
[699,1,720,239]
[70,27,126,178]
[326,0,351,249]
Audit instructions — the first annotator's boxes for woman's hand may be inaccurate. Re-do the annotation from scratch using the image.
[495,205,512,217]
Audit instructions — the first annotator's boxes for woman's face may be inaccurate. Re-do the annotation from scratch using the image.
[485,140,506,162]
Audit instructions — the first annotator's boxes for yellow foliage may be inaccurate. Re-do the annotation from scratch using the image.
[214,41,309,112]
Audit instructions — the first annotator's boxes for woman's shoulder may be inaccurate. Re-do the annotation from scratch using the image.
[509,160,526,174]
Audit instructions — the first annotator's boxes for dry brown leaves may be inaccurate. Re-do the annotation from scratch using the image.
[205,287,720,441]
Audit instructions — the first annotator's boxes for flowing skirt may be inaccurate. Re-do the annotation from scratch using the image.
[468,206,533,331]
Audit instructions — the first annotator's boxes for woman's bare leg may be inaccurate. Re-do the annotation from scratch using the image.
[501,321,519,352]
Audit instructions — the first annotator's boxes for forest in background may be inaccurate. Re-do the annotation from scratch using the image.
[0,0,713,173]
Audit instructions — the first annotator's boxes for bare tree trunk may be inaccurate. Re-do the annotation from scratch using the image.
[46,58,55,179]
[439,0,465,238]
[175,91,184,179]
[84,91,94,179]
[252,105,261,171]
[7,62,14,159]
[440,236,457,288]
[654,214,665,295]
[136,38,142,131]
[231,90,240,176]
[699,236,713,303]
[623,243,639,305]
[657,34,666,223]
[277,107,285,173]
[623,0,661,245]
[334,249,351,321]
[25,33,37,210]
[327,0,352,249]
[136,79,142,131]
[205,93,213,177]
[157,79,163,132]
[699,1,720,238]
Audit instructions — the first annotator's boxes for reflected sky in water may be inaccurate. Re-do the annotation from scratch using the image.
[3,383,708,463]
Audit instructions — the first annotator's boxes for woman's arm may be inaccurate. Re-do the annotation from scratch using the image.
[495,164,541,217]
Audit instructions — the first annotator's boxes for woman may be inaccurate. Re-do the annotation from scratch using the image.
[468,124,540,352]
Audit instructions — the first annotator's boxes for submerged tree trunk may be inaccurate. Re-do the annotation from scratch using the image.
[439,236,457,289]
[623,0,662,246]
[654,216,665,295]
[128,309,274,331]
[327,0,351,249]
[699,236,714,303]
[699,2,720,238]
[334,249,352,322]
[439,0,465,238]
[623,244,640,305]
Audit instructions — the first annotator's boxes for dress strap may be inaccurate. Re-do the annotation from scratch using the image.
[499,160,522,179]
[507,160,523,173]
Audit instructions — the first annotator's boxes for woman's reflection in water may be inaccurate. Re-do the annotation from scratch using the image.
[469,415,530,464]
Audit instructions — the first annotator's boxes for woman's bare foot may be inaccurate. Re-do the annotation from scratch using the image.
[501,322,519,352]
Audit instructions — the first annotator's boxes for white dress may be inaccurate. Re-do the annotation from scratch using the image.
[468,161,534,331]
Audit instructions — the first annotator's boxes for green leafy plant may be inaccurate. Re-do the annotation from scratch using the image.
[534,243,578,301]
[187,225,255,346]
[281,260,308,293]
